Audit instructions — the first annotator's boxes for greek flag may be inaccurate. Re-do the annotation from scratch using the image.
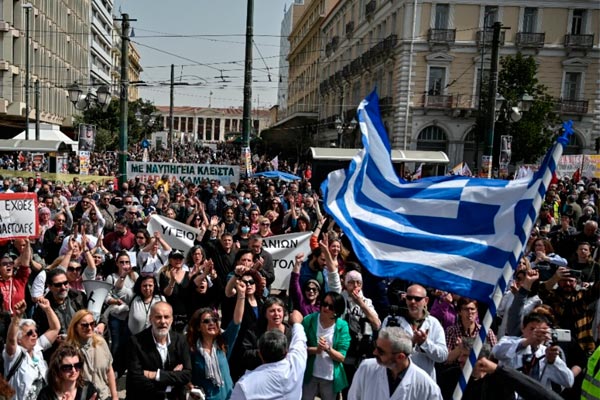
[322,91,569,303]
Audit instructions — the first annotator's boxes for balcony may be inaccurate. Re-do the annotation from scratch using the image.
[555,99,589,115]
[428,29,456,44]
[477,29,505,47]
[349,57,363,74]
[384,34,398,50]
[325,43,332,57]
[516,32,545,49]
[565,34,594,49]
[423,94,453,109]
[342,65,351,79]
[345,21,355,38]
[331,36,340,52]
[365,0,376,18]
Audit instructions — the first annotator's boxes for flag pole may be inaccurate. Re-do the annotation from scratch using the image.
[452,122,572,399]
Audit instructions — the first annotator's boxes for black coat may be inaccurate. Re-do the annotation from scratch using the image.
[125,327,192,400]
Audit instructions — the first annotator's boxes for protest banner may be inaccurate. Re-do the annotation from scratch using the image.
[147,214,202,251]
[127,161,240,186]
[0,193,38,239]
[262,232,312,290]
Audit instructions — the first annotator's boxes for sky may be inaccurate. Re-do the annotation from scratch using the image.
[115,0,289,109]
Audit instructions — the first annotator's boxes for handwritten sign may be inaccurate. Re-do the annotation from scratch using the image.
[0,193,38,239]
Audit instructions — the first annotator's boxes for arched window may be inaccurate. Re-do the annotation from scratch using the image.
[563,133,582,155]
[416,125,448,152]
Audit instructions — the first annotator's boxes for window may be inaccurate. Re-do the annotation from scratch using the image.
[523,8,537,33]
[417,126,448,152]
[571,9,585,34]
[563,72,582,100]
[484,6,499,28]
[428,67,446,95]
[435,4,450,29]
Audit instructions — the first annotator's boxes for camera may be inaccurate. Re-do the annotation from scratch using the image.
[567,269,582,278]
[551,328,571,343]
[383,305,403,328]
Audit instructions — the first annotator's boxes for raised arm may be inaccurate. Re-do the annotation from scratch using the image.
[37,297,60,344]
[5,300,27,356]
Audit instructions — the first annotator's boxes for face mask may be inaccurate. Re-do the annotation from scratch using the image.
[241,226,250,234]
[243,199,250,205]
[239,196,244,202]
[139,191,145,196]
[226,201,233,207]
[583,199,589,204]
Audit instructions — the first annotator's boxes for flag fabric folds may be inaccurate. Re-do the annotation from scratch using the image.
[322,91,569,303]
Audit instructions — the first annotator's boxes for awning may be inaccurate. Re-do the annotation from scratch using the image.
[309,147,450,164]
[0,139,73,152]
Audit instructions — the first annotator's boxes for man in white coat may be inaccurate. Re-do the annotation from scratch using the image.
[381,284,448,378]
[231,310,307,400]
[348,326,442,400]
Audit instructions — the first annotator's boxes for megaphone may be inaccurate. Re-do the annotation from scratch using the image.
[82,280,113,321]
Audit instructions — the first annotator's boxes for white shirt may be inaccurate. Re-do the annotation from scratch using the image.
[3,335,52,399]
[230,323,308,400]
[348,359,442,400]
[312,319,335,380]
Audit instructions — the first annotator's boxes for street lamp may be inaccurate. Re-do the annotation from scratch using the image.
[67,82,112,111]
[335,116,357,148]
[23,2,32,140]
[135,111,157,140]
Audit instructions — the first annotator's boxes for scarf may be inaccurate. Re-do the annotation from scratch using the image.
[197,340,224,387]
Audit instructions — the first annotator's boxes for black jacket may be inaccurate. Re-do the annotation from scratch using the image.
[126,327,192,400]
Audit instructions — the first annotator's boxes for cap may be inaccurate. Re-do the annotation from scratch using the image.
[345,270,363,285]
[169,249,185,259]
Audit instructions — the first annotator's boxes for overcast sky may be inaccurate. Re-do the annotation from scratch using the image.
[115,0,289,109]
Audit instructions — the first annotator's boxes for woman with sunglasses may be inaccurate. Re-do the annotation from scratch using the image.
[128,275,165,335]
[257,217,274,238]
[66,310,118,400]
[131,229,151,255]
[37,343,98,400]
[55,236,97,293]
[186,279,246,400]
[137,231,171,277]
[4,299,60,399]
[81,199,105,237]
[248,209,261,234]
[301,291,351,400]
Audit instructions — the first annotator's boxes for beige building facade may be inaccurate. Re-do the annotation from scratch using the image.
[274,0,599,169]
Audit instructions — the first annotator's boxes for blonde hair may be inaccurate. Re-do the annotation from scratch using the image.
[66,309,102,348]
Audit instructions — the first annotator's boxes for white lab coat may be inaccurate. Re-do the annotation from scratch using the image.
[348,359,442,400]
[231,323,308,400]
[382,315,448,379]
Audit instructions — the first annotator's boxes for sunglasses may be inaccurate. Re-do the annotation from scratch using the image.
[241,279,255,285]
[405,295,425,302]
[79,321,96,329]
[117,260,131,264]
[59,362,83,373]
[260,223,270,226]
[67,266,82,273]
[0,261,14,267]
[136,236,146,239]
[305,287,319,293]
[321,302,335,310]
[52,281,69,288]
[201,317,219,325]
[25,328,38,337]
[82,201,90,205]
[56,219,66,223]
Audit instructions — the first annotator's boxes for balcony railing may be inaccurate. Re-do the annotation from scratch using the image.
[477,29,505,47]
[366,0,376,18]
[427,29,456,44]
[516,32,545,48]
[423,94,453,108]
[555,99,589,115]
[565,34,594,49]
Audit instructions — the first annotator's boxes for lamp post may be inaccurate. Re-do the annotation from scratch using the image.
[22,3,32,140]
[335,116,357,148]
[67,82,112,111]
[134,111,157,140]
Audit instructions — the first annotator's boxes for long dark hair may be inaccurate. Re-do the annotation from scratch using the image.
[187,307,227,353]
[132,275,161,300]
[47,344,85,391]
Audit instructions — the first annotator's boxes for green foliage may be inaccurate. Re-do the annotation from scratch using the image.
[74,98,160,152]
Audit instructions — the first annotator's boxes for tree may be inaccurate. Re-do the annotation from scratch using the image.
[74,98,159,152]
[495,53,560,164]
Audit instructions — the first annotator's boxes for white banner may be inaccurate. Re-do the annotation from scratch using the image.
[262,232,312,290]
[126,161,240,185]
[0,193,38,239]
[147,215,202,252]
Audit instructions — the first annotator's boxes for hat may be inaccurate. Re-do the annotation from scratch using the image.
[305,279,321,292]
[345,270,363,285]
[169,249,185,259]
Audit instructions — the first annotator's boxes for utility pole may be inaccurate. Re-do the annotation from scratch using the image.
[242,0,254,152]
[169,63,174,160]
[23,3,32,140]
[34,79,39,140]
[485,22,501,179]
[116,13,136,187]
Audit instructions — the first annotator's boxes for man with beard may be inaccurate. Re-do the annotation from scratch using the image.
[126,301,191,400]
[347,327,442,399]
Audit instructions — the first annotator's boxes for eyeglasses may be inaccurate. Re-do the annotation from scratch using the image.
[306,287,319,293]
[201,317,219,325]
[117,260,131,264]
[82,201,90,205]
[136,236,146,240]
[67,266,82,273]
[321,302,335,310]
[59,362,83,373]
[0,261,14,267]
[79,321,96,329]
[405,295,425,302]
[241,279,255,285]
[52,281,69,288]
[25,328,38,337]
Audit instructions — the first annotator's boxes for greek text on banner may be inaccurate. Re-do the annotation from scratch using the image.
[127,161,240,186]
[147,214,202,251]
[262,232,312,290]
[0,193,38,239]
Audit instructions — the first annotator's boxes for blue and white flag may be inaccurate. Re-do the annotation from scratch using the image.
[322,91,569,303]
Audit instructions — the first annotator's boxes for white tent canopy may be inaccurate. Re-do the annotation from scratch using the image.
[13,123,78,152]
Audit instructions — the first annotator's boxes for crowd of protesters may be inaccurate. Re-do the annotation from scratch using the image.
[0,142,595,399]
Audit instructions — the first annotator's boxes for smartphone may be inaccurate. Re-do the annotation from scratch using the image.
[551,328,571,343]
[568,269,582,278]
